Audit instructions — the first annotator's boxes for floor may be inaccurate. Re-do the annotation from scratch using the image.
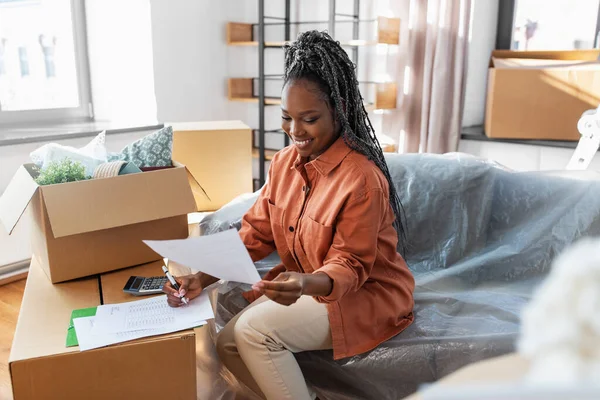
[0,279,25,400]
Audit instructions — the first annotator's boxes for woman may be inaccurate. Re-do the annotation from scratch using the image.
[163,30,415,400]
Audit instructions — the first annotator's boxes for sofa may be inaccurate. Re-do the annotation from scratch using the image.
[199,153,600,399]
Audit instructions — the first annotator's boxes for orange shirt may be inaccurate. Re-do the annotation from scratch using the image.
[239,137,415,360]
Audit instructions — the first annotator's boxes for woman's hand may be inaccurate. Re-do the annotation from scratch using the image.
[252,271,333,306]
[162,273,203,307]
[252,272,305,306]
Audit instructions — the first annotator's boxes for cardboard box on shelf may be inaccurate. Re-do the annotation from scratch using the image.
[9,258,197,400]
[172,121,253,212]
[0,163,197,283]
[485,50,600,141]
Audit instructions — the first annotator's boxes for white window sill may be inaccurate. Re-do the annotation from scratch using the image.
[0,120,164,147]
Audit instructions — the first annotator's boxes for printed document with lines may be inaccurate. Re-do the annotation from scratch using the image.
[90,292,214,336]
[143,229,261,285]
[74,315,207,351]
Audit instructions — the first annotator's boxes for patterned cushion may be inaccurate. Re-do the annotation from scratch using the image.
[108,126,173,168]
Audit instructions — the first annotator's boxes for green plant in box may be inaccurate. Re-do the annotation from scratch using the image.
[35,159,91,185]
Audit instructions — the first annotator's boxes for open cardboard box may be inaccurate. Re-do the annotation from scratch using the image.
[485,49,600,141]
[9,257,197,400]
[0,162,198,283]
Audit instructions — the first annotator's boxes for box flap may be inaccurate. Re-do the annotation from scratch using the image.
[40,166,197,239]
[490,50,600,67]
[0,164,40,234]
[492,58,600,70]
[170,120,250,132]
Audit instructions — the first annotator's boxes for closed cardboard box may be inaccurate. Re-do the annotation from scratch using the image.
[0,164,196,283]
[172,121,253,211]
[485,50,600,141]
[9,257,197,400]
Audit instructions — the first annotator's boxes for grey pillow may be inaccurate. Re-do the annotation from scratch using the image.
[108,126,173,168]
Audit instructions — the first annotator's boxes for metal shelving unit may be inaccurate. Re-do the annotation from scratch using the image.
[227,0,400,189]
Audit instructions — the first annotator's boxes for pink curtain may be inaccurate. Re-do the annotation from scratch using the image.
[382,0,472,153]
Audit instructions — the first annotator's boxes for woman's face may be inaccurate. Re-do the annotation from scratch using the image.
[281,79,339,160]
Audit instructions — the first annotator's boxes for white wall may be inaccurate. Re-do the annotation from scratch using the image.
[85,0,157,124]
[150,0,231,123]
[462,0,499,127]
[458,139,600,171]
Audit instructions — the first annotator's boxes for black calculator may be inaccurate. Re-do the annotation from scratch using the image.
[123,276,168,296]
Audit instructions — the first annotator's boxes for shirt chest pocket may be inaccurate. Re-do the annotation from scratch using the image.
[268,200,290,258]
[299,216,334,270]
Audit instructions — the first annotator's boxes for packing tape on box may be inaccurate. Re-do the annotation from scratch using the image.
[566,108,600,171]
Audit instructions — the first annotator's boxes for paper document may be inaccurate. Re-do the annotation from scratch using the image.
[144,229,261,285]
[74,316,207,351]
[91,293,214,335]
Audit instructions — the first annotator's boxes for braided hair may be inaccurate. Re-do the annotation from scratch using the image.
[283,30,407,256]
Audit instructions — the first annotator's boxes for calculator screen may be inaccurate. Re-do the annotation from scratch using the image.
[131,278,143,290]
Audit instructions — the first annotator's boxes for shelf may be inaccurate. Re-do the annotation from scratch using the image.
[228,78,397,110]
[228,78,281,105]
[253,148,277,161]
[226,17,400,47]
[229,96,282,105]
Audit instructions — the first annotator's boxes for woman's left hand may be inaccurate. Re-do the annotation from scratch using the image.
[252,272,305,306]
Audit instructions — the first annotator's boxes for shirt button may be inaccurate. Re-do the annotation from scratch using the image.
[289,226,294,232]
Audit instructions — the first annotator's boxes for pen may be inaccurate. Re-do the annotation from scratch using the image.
[162,265,189,305]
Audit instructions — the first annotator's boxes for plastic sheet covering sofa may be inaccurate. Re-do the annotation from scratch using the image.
[198,153,600,400]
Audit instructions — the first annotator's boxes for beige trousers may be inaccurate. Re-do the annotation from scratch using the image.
[216,295,332,400]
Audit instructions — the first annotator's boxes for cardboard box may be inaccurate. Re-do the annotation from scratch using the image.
[0,164,196,283]
[172,121,253,211]
[485,50,600,141]
[9,257,197,400]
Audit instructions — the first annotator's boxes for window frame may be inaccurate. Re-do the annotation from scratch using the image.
[495,0,600,50]
[0,0,93,126]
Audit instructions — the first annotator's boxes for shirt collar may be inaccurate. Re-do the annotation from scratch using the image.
[292,136,352,176]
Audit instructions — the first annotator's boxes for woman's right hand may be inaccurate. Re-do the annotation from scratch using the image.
[162,273,203,307]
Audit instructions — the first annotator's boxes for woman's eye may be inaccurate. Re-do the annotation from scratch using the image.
[304,118,318,124]
[281,116,292,121]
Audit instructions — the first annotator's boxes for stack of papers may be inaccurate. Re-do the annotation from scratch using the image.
[71,229,258,351]
[72,293,214,351]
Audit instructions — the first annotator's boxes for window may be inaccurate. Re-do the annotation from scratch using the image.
[497,0,600,50]
[0,0,91,125]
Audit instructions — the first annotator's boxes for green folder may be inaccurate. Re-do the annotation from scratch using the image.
[66,307,97,347]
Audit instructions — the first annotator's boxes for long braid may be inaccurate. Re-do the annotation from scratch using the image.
[283,31,408,256]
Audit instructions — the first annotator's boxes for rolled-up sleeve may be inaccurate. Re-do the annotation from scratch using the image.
[314,189,385,303]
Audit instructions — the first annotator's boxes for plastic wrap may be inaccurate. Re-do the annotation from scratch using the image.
[30,131,108,176]
[198,153,600,400]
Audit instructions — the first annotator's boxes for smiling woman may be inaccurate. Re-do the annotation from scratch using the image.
[162,30,415,400]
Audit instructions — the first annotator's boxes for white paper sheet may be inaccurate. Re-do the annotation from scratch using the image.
[91,292,214,335]
[143,229,261,285]
[73,315,207,351]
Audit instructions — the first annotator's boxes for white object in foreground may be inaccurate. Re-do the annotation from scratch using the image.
[144,229,261,285]
[91,293,214,335]
[518,237,600,384]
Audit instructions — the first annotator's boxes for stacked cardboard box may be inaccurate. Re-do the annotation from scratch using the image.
[0,120,256,398]
[9,258,197,399]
